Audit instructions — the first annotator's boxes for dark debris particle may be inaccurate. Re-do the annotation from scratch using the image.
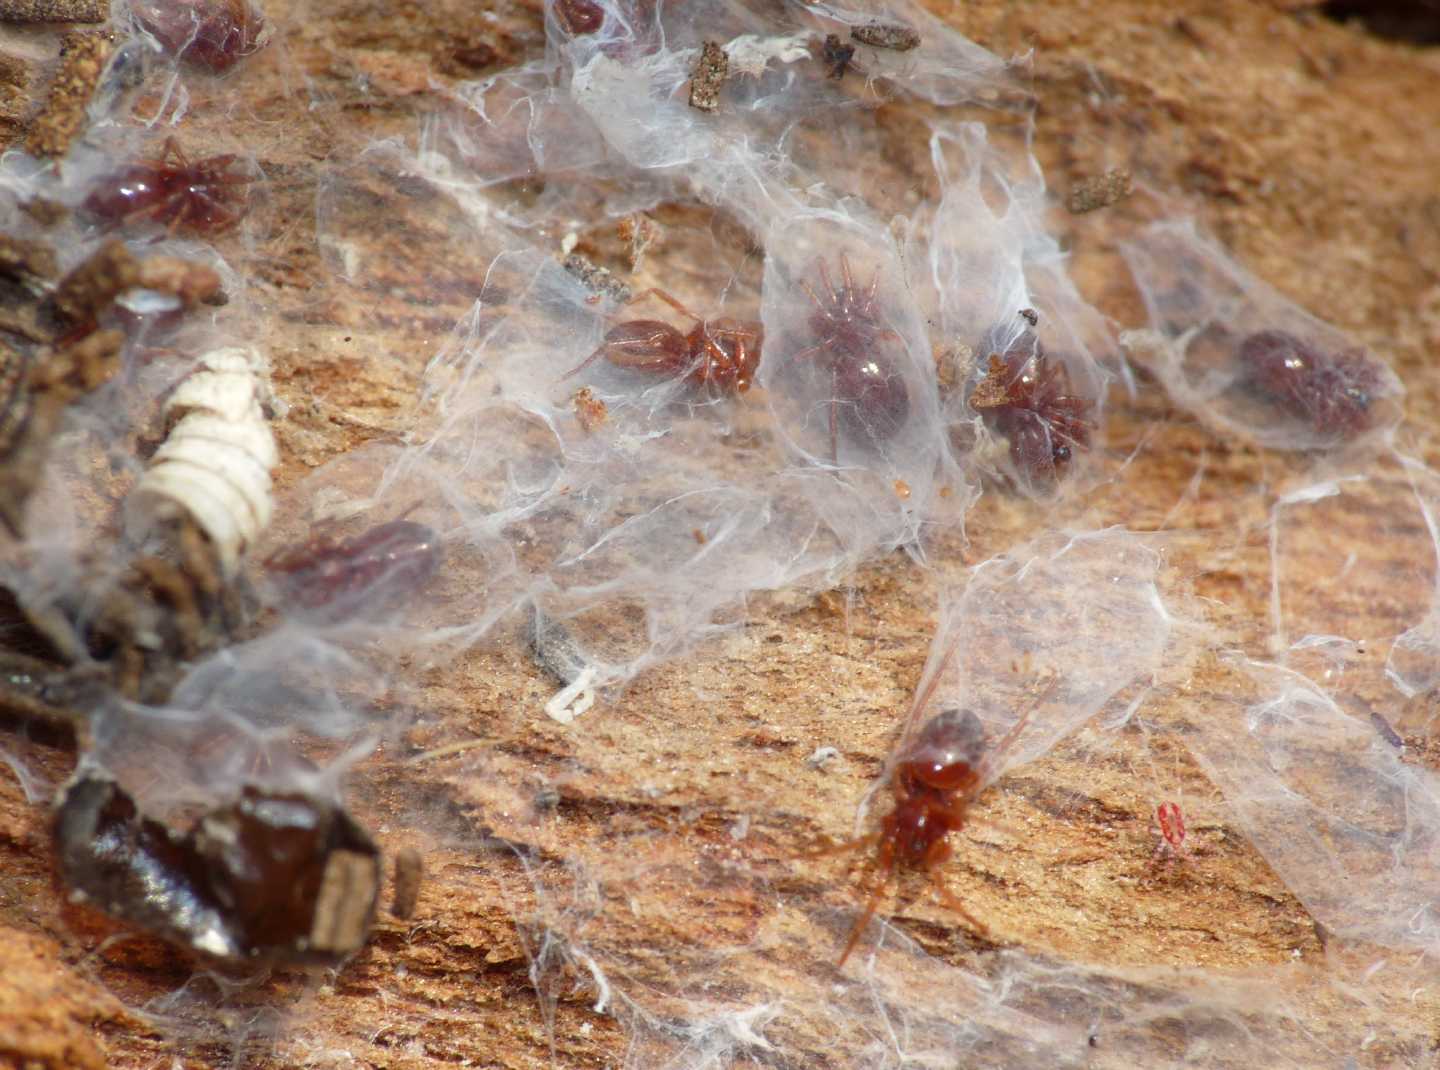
[689,40,729,113]
[1369,708,1405,749]
[529,603,589,686]
[822,33,856,78]
[54,771,381,965]
[0,327,121,534]
[390,847,423,920]
[1066,169,1134,214]
[617,213,661,271]
[1321,0,1440,45]
[0,0,107,21]
[851,21,921,51]
[573,386,608,433]
[562,253,632,305]
[25,29,113,159]
[51,239,139,325]
[0,235,58,291]
[19,197,68,227]
[450,41,500,70]
[0,339,33,460]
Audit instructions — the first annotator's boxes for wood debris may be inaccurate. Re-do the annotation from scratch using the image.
[851,21,921,51]
[24,30,112,159]
[1067,168,1134,213]
[0,0,107,21]
[689,40,728,113]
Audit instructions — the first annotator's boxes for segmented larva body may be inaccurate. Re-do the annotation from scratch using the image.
[131,346,277,572]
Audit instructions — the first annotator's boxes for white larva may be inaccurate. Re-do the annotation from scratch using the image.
[129,346,278,572]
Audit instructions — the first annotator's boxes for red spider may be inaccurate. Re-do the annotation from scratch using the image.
[792,255,911,462]
[969,337,1094,481]
[82,138,253,235]
[132,0,268,72]
[815,675,1057,966]
[553,0,604,35]
[266,518,441,614]
[566,288,762,394]
[1236,329,1379,439]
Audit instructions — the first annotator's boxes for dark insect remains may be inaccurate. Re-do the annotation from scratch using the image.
[566,288,763,394]
[54,771,380,964]
[82,137,253,235]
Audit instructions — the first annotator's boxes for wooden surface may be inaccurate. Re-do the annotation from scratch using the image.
[2,1,1440,1067]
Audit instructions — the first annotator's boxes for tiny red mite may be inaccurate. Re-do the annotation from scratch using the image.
[82,137,253,235]
[1155,801,1186,856]
[566,288,762,394]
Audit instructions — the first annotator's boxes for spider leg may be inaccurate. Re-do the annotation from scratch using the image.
[205,192,240,232]
[863,266,881,316]
[118,198,174,230]
[159,135,187,169]
[793,829,881,860]
[693,334,733,385]
[797,278,827,315]
[929,871,990,937]
[560,344,612,382]
[829,372,840,466]
[166,197,192,237]
[817,259,837,305]
[627,288,701,325]
[977,675,1061,783]
[838,846,898,967]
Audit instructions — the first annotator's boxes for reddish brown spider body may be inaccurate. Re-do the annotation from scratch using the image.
[793,256,911,460]
[554,0,604,35]
[1236,329,1378,438]
[820,673,1057,966]
[82,139,253,235]
[567,289,762,394]
[830,708,990,965]
[882,709,987,863]
[132,0,268,72]
[970,336,1094,480]
[266,519,441,613]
